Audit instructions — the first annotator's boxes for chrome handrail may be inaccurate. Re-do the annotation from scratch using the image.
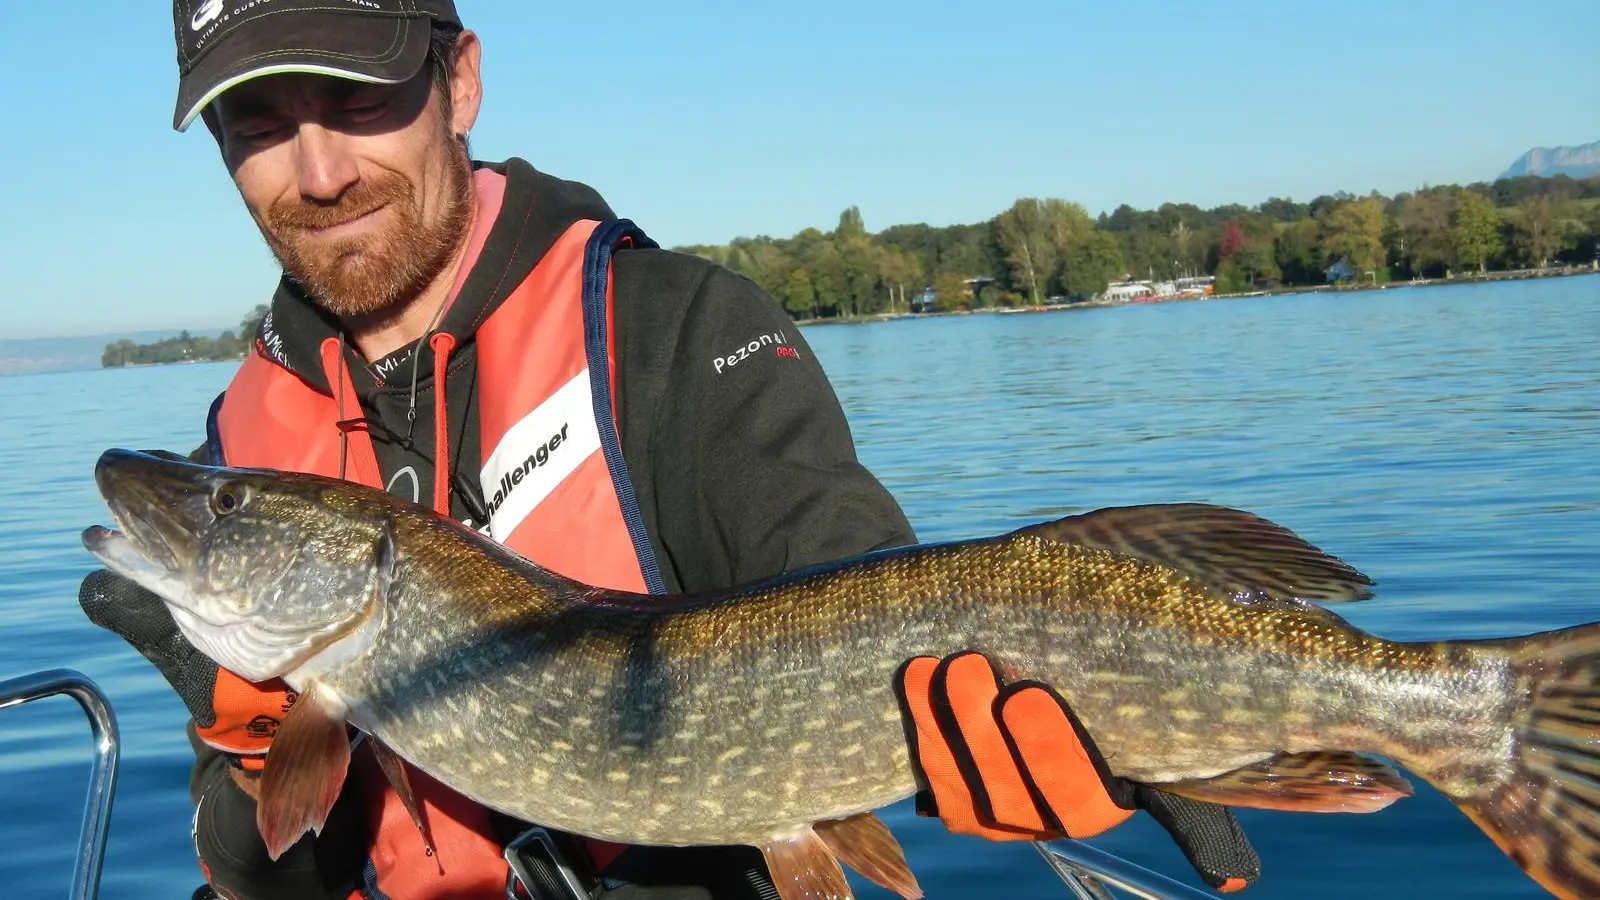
[1035,839,1219,900]
[0,668,120,900]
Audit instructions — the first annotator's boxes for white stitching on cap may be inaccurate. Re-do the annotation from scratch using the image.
[196,8,414,66]
[178,4,449,129]
[179,11,419,128]
[177,62,406,131]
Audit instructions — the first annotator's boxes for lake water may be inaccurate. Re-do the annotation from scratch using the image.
[2,275,1597,899]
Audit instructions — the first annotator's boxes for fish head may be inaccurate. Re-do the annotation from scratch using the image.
[82,448,395,684]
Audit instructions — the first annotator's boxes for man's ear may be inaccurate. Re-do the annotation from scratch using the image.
[446,30,483,141]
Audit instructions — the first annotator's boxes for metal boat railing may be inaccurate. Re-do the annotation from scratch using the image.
[1035,839,1218,900]
[0,668,120,900]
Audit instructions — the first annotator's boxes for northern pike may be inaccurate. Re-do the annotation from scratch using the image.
[83,448,1600,900]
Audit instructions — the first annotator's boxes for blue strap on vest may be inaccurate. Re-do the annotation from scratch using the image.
[205,391,227,466]
[581,219,668,596]
[360,858,397,900]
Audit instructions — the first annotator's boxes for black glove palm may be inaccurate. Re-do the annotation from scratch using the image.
[78,567,221,728]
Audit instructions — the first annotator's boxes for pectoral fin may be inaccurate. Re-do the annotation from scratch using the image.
[1163,751,1413,814]
[368,736,436,857]
[759,827,854,900]
[257,683,351,860]
[815,813,922,899]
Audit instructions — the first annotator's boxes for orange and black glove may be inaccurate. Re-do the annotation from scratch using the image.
[78,568,297,772]
[894,651,1260,893]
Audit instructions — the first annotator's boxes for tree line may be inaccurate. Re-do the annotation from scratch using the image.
[675,174,1600,317]
[100,173,1600,363]
[102,305,268,368]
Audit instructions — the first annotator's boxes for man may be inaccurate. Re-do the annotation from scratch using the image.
[79,3,1257,899]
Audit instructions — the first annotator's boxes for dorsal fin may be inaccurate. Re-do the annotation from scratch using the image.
[1021,503,1375,606]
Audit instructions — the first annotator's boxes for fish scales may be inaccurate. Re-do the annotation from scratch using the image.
[319,511,1511,846]
[89,450,1600,900]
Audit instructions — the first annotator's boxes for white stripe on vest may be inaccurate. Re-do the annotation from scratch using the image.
[479,369,601,541]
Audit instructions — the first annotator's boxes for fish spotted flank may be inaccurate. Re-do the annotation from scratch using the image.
[83,449,1600,900]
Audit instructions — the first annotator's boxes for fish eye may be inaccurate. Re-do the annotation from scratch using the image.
[211,483,247,516]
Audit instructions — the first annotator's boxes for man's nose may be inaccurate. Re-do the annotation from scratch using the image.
[294,123,359,202]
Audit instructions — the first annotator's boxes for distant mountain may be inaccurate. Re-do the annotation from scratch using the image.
[0,328,227,376]
[1500,141,1600,180]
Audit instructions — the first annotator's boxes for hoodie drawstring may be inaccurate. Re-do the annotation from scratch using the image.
[320,337,382,489]
[320,332,476,522]
[427,333,457,517]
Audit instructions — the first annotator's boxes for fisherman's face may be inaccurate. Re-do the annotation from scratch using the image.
[211,34,483,319]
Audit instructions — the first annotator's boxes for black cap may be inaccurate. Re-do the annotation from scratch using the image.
[171,0,461,132]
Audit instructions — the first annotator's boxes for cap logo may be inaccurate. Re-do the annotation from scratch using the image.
[191,0,223,30]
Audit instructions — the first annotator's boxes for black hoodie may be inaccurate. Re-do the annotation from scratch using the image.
[190,158,917,899]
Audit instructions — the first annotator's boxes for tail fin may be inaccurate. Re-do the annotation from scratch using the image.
[1438,624,1600,900]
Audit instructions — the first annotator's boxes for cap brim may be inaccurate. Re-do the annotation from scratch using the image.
[173,11,433,132]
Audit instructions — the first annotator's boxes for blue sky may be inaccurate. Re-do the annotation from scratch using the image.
[1,1,1592,338]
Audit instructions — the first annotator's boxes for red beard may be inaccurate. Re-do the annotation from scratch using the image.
[262,151,471,318]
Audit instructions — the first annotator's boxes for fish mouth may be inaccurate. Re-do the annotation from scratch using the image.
[82,524,175,595]
[89,448,216,574]
[82,449,383,684]
[83,521,362,683]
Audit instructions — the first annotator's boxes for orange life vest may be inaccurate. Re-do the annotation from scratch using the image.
[206,218,664,899]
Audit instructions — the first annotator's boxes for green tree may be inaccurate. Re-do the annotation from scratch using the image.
[1116,228,1176,282]
[1381,216,1408,277]
[876,247,924,313]
[1580,205,1600,264]
[99,330,248,368]
[834,206,867,240]
[1451,192,1502,274]
[1214,237,1279,292]
[990,198,1091,304]
[931,274,971,312]
[802,237,845,314]
[1493,174,1583,208]
[1395,189,1455,277]
[101,339,137,368]
[1512,194,1576,268]
[661,171,1600,319]
[1309,192,1354,220]
[215,330,242,358]
[1231,240,1281,288]
[1170,219,1198,276]
[1275,219,1322,285]
[836,234,879,317]
[678,244,732,268]
[1258,197,1309,222]
[1320,197,1386,277]
[878,223,992,279]
[728,238,795,299]
[1213,259,1248,294]
[779,268,817,318]
[240,304,269,340]
[1059,231,1126,298]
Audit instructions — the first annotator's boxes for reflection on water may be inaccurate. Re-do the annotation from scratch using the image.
[1,276,1596,898]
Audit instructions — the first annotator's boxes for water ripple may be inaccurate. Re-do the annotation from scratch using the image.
[1,279,1597,898]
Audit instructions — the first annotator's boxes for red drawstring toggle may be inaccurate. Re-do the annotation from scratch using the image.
[427,333,457,516]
